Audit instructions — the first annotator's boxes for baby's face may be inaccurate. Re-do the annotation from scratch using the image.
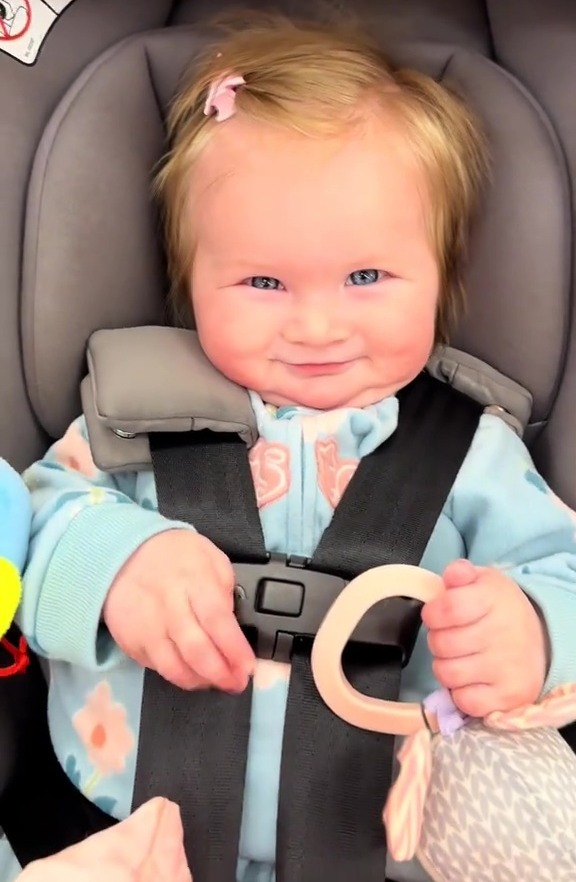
[189,114,439,409]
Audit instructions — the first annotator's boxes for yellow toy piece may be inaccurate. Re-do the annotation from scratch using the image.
[0,557,22,639]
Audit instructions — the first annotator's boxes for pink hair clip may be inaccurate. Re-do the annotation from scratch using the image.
[203,74,246,122]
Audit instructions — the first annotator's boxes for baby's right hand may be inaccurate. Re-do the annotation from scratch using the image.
[103,530,255,692]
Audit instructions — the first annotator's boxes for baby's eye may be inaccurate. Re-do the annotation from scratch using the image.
[246,276,284,290]
[346,269,383,286]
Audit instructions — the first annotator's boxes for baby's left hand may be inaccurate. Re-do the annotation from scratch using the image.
[422,559,548,718]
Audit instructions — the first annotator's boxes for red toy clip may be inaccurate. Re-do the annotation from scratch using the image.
[0,635,29,677]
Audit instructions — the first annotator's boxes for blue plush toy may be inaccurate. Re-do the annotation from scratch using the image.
[0,459,31,673]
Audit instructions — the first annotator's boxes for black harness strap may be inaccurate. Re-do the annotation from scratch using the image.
[132,676,253,880]
[133,373,481,882]
[134,433,266,881]
[277,642,402,882]
[311,372,480,578]
[276,375,481,882]
[148,430,268,561]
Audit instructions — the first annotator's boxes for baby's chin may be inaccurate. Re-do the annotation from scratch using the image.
[260,383,402,411]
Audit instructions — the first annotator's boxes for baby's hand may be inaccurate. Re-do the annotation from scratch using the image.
[422,559,548,718]
[17,798,191,882]
[103,530,255,692]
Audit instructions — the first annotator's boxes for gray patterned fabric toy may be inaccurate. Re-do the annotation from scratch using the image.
[405,696,576,881]
[311,564,576,882]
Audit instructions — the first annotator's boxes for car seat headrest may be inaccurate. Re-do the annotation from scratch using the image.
[21,27,571,440]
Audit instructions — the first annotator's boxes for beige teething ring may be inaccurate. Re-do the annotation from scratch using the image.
[311,564,444,736]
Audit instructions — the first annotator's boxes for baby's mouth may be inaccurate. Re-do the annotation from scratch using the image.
[285,361,354,377]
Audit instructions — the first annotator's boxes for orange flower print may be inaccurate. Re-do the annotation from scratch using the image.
[315,439,358,508]
[73,681,135,784]
[53,422,98,478]
[249,440,291,508]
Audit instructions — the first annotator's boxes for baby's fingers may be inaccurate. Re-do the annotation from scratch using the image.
[422,583,490,631]
[147,638,211,691]
[192,584,255,683]
[168,608,243,691]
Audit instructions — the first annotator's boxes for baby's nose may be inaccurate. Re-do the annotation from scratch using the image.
[285,301,348,346]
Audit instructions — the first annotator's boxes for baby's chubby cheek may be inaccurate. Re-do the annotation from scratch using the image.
[194,310,267,388]
[369,308,436,389]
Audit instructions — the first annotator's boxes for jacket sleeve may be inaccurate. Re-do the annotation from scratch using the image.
[448,413,576,693]
[19,416,194,670]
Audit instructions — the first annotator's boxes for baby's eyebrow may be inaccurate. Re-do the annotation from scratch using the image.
[216,257,281,273]
[220,253,391,270]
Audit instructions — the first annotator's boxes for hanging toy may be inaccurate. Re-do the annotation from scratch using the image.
[0,458,32,677]
[312,564,576,882]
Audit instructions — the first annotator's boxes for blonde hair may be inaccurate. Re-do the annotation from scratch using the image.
[155,12,489,342]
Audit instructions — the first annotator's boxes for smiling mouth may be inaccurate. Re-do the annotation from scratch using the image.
[286,362,353,376]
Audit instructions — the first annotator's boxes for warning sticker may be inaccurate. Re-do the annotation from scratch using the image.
[0,0,77,65]
[45,0,76,11]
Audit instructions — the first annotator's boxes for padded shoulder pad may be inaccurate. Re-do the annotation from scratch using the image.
[82,328,532,474]
[427,346,533,434]
[82,326,257,473]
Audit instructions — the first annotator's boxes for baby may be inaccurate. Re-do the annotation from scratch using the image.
[15,12,576,882]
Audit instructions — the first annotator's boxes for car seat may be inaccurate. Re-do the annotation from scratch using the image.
[1,0,576,876]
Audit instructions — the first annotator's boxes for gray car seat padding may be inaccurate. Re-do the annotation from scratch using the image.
[486,0,576,499]
[82,326,258,472]
[0,0,174,471]
[21,26,570,442]
[83,326,532,473]
[171,0,493,54]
